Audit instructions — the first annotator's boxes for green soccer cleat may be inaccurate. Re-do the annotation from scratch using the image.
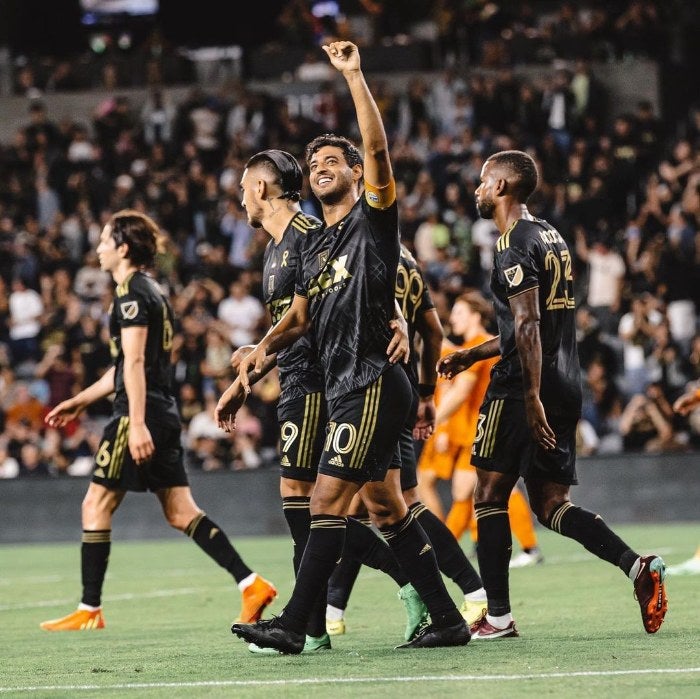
[397,583,429,641]
[248,633,331,654]
[303,633,332,651]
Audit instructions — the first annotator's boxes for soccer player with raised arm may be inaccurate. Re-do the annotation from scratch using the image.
[215,150,429,651]
[39,210,276,631]
[230,41,469,653]
[438,150,668,638]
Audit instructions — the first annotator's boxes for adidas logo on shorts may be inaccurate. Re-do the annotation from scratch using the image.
[328,454,344,467]
[280,455,291,467]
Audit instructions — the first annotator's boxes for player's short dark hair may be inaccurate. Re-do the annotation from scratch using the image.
[487,150,539,202]
[245,149,303,201]
[109,209,158,268]
[304,133,363,169]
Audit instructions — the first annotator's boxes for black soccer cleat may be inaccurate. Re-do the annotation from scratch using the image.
[395,620,471,649]
[231,616,305,655]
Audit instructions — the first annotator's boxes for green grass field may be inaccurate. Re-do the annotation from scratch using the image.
[1,523,698,698]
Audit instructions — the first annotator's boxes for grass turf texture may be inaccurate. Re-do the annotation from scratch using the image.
[1,523,697,698]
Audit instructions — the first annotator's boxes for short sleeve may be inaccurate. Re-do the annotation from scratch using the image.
[115,290,150,327]
[495,244,539,298]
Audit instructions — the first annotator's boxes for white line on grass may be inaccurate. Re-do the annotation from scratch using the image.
[1,667,699,693]
[0,586,233,611]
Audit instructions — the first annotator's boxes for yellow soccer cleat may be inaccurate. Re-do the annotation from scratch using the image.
[236,575,278,623]
[325,617,346,636]
[40,608,105,631]
[460,599,487,626]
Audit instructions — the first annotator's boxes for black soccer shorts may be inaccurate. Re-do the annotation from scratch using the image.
[276,391,327,482]
[470,397,579,485]
[318,364,412,484]
[91,415,188,492]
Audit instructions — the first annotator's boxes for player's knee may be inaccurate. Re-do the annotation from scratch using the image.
[538,498,570,528]
[167,511,193,531]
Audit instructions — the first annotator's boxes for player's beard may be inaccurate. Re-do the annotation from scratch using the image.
[313,173,352,206]
[476,197,495,219]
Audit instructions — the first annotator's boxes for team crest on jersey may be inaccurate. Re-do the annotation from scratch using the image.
[318,250,329,270]
[268,275,275,295]
[120,301,139,319]
[504,264,524,287]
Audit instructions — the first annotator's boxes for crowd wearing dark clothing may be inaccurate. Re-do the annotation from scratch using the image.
[0,0,699,478]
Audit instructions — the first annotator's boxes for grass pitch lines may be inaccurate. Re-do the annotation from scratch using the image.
[2,667,700,693]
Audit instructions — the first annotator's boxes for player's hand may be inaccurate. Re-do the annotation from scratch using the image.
[321,41,360,73]
[437,349,476,379]
[673,391,700,415]
[128,423,155,465]
[215,379,246,432]
[524,396,556,451]
[44,399,83,428]
[230,345,255,372]
[387,317,410,364]
[238,343,267,395]
[413,396,436,440]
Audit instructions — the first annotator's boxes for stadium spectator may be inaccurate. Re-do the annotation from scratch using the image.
[217,278,266,349]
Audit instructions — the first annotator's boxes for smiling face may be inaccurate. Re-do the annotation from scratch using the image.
[308,145,359,205]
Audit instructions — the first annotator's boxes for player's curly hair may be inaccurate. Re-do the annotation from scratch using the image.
[486,150,539,202]
[108,209,158,268]
[304,133,362,169]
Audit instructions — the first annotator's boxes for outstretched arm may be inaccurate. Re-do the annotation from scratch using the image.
[322,41,392,190]
[45,366,116,428]
[437,336,500,379]
[509,288,556,451]
[673,385,700,415]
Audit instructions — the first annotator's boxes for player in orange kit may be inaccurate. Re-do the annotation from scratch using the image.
[419,291,543,566]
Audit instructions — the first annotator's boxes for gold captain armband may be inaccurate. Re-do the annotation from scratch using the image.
[364,178,396,209]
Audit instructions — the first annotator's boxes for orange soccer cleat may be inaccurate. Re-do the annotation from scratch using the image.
[633,555,668,634]
[236,575,278,623]
[40,608,105,631]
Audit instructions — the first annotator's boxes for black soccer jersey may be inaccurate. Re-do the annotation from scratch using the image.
[396,243,435,389]
[296,196,400,400]
[263,211,325,406]
[109,271,181,427]
[488,217,582,417]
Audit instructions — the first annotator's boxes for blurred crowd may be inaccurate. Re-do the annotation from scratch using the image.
[0,0,699,479]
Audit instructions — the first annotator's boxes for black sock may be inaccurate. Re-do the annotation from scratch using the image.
[81,530,111,607]
[474,502,511,617]
[282,496,311,574]
[380,512,462,629]
[281,514,346,634]
[282,496,327,637]
[186,513,252,583]
[344,516,410,587]
[409,501,483,594]
[547,503,638,573]
[327,556,362,610]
